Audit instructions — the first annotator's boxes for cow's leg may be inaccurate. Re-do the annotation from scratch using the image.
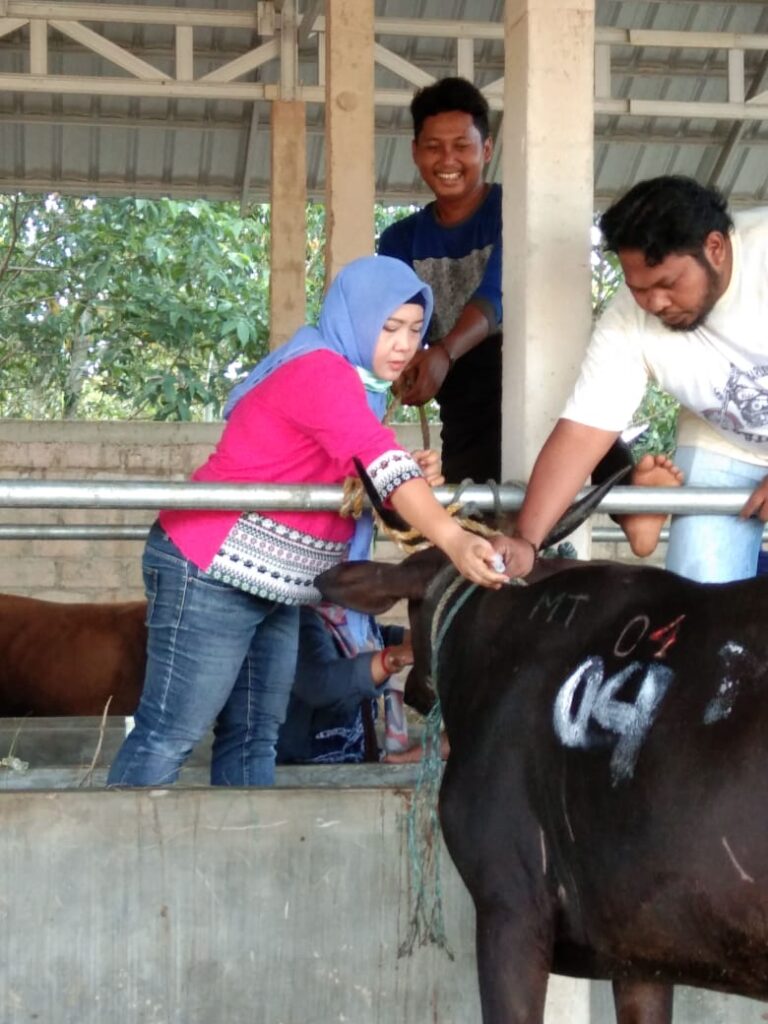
[475,903,550,1024]
[612,979,673,1024]
[441,757,553,1024]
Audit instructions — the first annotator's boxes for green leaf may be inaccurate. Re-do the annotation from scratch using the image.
[236,319,251,346]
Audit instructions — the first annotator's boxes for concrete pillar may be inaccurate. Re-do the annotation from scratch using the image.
[270,99,307,348]
[324,0,375,282]
[501,0,596,482]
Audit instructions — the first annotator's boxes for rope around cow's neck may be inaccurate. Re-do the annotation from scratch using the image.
[400,567,527,958]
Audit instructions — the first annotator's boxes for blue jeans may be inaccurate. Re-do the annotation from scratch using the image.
[107,523,300,787]
[665,446,766,583]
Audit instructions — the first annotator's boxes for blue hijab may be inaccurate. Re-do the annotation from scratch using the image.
[224,255,434,419]
[223,254,434,646]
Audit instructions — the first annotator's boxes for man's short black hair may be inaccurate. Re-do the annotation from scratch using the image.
[410,77,490,141]
[599,176,734,266]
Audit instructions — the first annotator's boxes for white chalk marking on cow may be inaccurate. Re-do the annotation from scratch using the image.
[540,828,548,875]
[553,656,674,784]
[315,818,341,828]
[613,615,650,658]
[721,836,755,883]
[704,641,748,724]
[529,591,589,628]
[563,806,575,843]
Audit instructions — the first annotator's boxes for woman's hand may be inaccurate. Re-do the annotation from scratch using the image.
[371,641,413,686]
[389,478,506,588]
[412,448,444,487]
[740,474,768,521]
[442,529,510,588]
[384,642,413,672]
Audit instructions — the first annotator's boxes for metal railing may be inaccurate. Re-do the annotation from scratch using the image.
[0,479,763,544]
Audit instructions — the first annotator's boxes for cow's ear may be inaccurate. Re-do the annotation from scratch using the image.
[317,548,444,612]
[316,561,406,614]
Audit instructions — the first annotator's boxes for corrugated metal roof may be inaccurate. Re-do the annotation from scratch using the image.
[0,0,765,207]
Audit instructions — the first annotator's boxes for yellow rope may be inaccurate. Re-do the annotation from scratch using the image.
[375,505,502,555]
[339,475,501,554]
[339,476,366,520]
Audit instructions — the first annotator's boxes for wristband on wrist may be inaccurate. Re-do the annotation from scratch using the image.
[380,647,396,675]
[431,341,455,367]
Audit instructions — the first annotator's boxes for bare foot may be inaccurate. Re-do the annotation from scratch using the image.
[383,731,450,763]
[618,454,684,557]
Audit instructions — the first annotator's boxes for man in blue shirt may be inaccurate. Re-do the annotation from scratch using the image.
[379,77,503,483]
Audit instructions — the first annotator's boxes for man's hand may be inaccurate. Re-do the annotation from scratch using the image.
[490,534,537,579]
[412,448,444,487]
[393,346,450,405]
[740,474,768,521]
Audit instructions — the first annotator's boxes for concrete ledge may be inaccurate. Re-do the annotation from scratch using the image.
[0,762,424,790]
[0,716,424,788]
[0,783,763,1022]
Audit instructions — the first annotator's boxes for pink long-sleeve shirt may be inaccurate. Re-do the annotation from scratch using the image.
[160,350,419,590]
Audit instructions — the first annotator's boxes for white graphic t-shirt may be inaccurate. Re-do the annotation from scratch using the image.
[562,207,768,467]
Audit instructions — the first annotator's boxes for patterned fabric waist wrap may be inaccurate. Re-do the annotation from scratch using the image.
[206,511,348,605]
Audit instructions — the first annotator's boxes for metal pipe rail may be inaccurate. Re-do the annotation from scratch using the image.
[0,479,764,545]
[0,524,668,542]
[2,524,766,543]
[0,478,757,515]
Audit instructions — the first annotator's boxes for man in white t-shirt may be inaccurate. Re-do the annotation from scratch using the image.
[492,175,768,583]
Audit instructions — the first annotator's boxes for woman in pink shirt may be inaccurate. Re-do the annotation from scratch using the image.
[107,255,506,788]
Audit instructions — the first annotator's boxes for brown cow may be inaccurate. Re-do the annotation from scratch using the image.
[0,593,146,716]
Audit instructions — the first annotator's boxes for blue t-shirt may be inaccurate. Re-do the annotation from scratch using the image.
[378,184,503,463]
[378,183,502,345]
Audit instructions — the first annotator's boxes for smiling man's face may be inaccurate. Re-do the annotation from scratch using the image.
[412,110,491,212]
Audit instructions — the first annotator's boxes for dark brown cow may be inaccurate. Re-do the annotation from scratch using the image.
[317,548,768,1024]
[0,593,146,716]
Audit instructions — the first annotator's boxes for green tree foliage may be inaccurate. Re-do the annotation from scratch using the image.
[0,193,274,420]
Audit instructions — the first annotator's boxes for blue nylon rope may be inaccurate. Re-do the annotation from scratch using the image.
[399,575,479,959]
